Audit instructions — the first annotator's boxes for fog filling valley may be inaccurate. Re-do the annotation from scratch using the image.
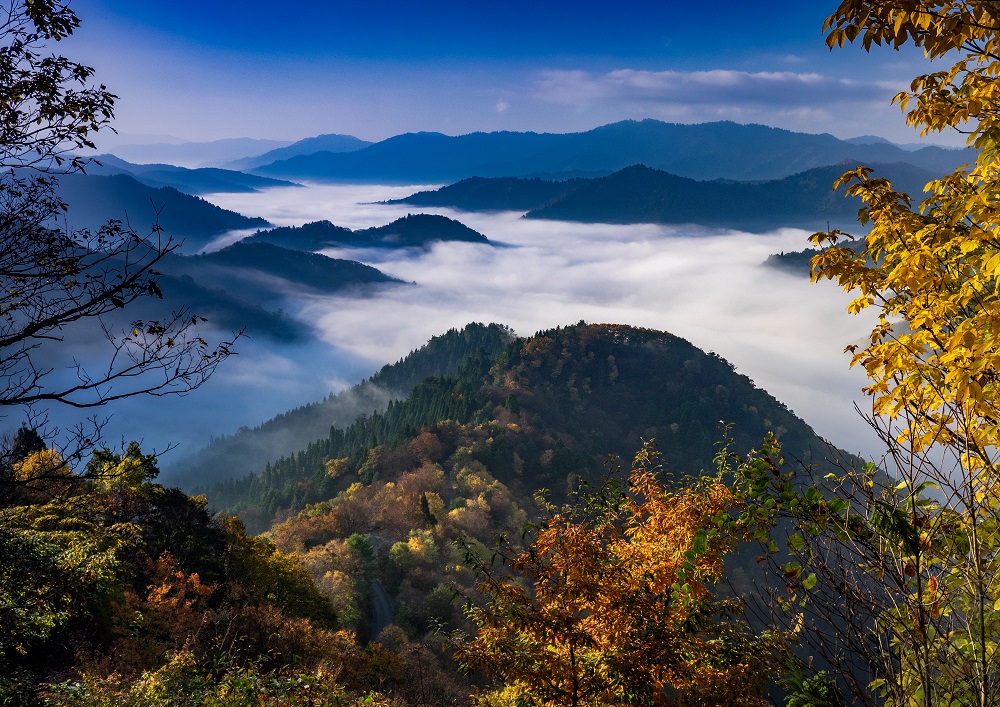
[38,182,883,482]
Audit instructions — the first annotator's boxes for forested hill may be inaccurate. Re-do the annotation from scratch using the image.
[203,322,852,534]
[355,214,488,247]
[524,163,934,230]
[245,213,489,252]
[763,240,867,275]
[385,176,587,211]
[392,162,937,231]
[168,323,514,488]
[181,242,402,293]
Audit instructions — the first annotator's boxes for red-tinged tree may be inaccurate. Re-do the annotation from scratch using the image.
[456,443,784,707]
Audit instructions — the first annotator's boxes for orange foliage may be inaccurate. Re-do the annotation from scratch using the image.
[106,553,215,676]
[622,469,735,600]
[457,444,778,706]
[408,430,445,464]
[143,553,214,636]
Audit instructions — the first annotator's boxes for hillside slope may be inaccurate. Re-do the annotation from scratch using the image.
[54,173,269,251]
[182,242,402,294]
[387,176,587,211]
[105,242,403,346]
[167,323,515,488]
[86,154,298,194]
[201,323,853,533]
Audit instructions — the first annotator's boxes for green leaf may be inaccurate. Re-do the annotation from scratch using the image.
[692,528,708,555]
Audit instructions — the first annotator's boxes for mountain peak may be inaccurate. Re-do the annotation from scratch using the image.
[254,120,973,183]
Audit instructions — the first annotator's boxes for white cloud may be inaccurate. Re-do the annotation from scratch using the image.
[533,68,890,108]
[496,98,510,112]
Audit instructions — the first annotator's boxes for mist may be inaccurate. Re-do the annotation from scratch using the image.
[206,183,883,461]
[22,181,884,481]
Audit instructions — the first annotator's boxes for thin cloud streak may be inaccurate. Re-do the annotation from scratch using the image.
[533,68,894,107]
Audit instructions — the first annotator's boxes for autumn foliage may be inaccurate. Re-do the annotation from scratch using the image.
[765,2,1000,705]
[457,443,782,706]
[813,1,1000,466]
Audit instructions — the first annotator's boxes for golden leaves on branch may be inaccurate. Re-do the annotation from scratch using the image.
[810,140,1000,467]
[457,443,779,706]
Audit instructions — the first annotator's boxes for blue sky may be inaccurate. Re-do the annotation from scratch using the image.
[67,0,955,145]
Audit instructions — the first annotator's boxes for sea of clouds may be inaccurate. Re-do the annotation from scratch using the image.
[40,182,884,476]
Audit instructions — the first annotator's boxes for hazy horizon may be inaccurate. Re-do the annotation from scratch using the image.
[90,118,964,161]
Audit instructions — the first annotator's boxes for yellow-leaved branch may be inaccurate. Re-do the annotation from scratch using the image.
[814,2,1000,476]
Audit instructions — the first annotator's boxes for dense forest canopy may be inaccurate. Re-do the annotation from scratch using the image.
[204,323,848,534]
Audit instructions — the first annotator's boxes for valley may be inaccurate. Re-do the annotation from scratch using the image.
[86,176,877,478]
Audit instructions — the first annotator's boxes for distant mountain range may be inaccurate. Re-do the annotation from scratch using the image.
[100,137,294,169]
[391,161,937,231]
[85,154,298,195]
[224,134,373,171]
[251,119,973,183]
[53,173,270,251]
[244,213,490,251]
